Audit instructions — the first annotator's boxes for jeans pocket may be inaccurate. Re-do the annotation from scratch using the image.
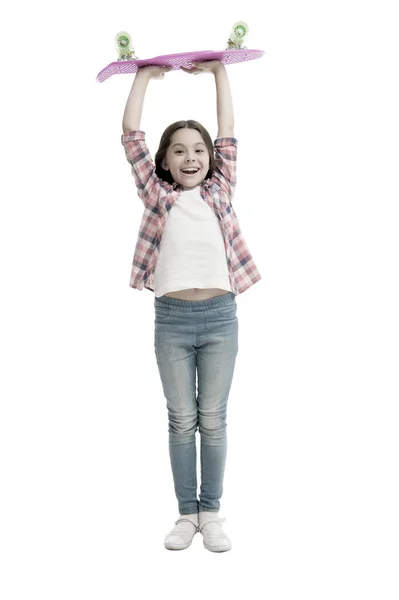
[215,302,237,318]
[155,305,173,320]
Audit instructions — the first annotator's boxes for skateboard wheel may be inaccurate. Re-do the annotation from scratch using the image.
[115,31,138,60]
[226,21,249,49]
[115,31,131,50]
[231,21,249,42]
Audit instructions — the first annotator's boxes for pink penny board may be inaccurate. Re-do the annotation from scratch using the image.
[96,49,264,82]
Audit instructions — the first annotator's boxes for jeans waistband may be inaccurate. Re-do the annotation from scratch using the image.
[154,291,236,311]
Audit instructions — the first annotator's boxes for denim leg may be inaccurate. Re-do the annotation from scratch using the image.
[197,302,239,512]
[154,312,199,515]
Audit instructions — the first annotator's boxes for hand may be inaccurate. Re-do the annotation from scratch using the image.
[136,65,173,79]
[181,60,224,75]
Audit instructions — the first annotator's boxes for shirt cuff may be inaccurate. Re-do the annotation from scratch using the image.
[121,130,146,144]
[214,137,238,147]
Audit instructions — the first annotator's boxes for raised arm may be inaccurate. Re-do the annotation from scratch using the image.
[213,63,235,138]
[122,65,172,133]
[181,60,235,138]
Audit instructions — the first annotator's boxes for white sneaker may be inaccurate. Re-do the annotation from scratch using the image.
[164,514,199,550]
[199,512,232,552]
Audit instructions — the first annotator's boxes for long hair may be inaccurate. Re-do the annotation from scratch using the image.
[154,120,215,184]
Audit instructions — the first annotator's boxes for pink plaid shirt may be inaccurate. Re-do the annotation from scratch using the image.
[121,130,262,295]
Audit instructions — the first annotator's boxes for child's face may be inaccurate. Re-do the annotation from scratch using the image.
[162,128,210,188]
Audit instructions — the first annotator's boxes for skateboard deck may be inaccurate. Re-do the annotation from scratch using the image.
[96,49,265,83]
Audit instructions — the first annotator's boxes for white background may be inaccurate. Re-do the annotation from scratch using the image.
[1,0,398,598]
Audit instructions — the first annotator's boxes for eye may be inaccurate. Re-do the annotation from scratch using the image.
[196,149,204,153]
[175,150,183,154]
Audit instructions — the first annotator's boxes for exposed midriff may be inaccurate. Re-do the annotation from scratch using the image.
[163,288,230,301]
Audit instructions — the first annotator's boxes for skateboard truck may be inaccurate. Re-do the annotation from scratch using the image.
[115,31,138,61]
[226,22,249,50]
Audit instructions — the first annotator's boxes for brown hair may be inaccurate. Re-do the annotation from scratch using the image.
[155,120,215,185]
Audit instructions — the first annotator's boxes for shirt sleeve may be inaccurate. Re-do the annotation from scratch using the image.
[208,137,238,197]
[120,130,163,208]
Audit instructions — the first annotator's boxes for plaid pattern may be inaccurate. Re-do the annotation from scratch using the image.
[121,130,262,295]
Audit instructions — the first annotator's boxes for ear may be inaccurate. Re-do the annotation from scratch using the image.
[162,159,169,171]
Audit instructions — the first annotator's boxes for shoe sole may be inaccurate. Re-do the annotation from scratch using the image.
[203,542,232,552]
[164,540,193,550]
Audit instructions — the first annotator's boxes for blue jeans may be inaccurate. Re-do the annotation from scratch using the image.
[154,292,239,515]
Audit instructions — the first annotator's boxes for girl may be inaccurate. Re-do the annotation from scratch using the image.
[121,61,261,552]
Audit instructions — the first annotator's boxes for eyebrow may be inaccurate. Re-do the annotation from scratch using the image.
[171,142,206,148]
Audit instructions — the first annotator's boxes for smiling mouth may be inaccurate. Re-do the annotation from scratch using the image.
[181,168,199,175]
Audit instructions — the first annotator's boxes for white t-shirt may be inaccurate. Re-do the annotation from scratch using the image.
[154,186,232,298]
